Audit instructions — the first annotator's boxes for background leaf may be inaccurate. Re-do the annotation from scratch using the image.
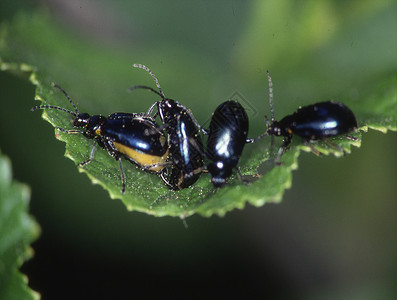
[0,150,40,300]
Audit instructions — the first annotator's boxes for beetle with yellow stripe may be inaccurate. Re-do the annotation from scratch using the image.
[32,83,169,193]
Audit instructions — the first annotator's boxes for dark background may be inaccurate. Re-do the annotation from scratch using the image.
[0,1,396,298]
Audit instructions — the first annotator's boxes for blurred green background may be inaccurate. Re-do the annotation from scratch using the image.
[0,0,396,298]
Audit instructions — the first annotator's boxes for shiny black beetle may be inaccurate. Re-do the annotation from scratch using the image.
[32,83,169,193]
[205,100,258,188]
[263,71,358,161]
[130,64,204,190]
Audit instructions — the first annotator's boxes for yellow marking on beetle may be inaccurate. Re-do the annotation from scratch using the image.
[287,129,293,135]
[96,128,101,136]
[113,142,169,172]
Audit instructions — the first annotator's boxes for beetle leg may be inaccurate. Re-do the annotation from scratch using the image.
[146,101,160,116]
[302,140,321,156]
[159,171,173,189]
[185,109,208,135]
[118,158,126,194]
[140,161,173,172]
[78,140,97,167]
[324,138,344,155]
[345,135,360,142]
[274,135,292,164]
[235,167,260,184]
[55,127,81,134]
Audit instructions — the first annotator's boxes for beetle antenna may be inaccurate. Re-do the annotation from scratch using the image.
[133,64,166,98]
[31,105,77,117]
[52,82,79,115]
[128,85,164,99]
[266,70,274,123]
[265,70,276,158]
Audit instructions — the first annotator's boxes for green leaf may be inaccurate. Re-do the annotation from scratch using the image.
[0,7,395,217]
[0,150,40,300]
[352,75,397,133]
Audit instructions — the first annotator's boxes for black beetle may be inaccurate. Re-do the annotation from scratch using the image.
[206,100,258,187]
[263,71,358,161]
[32,83,169,193]
[130,64,204,190]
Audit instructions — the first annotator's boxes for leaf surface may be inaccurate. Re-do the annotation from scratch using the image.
[0,10,395,217]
